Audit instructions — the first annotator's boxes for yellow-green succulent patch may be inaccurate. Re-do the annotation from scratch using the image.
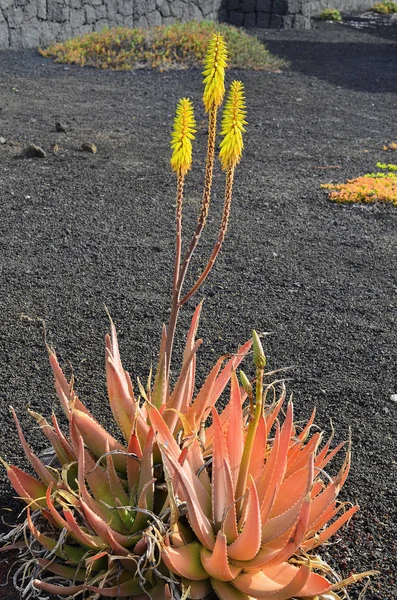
[39,21,285,71]
[321,162,397,206]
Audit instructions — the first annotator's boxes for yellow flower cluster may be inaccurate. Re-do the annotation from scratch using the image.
[219,80,247,170]
[202,34,228,112]
[170,98,196,176]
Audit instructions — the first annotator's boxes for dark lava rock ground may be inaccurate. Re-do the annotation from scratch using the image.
[0,22,396,600]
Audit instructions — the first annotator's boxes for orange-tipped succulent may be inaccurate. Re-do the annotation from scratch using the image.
[1,34,375,600]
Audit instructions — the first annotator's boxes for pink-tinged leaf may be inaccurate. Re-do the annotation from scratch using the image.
[63,509,107,550]
[210,579,252,600]
[270,464,313,518]
[264,389,286,434]
[258,403,294,522]
[105,442,132,533]
[248,415,268,482]
[302,504,359,551]
[88,576,142,597]
[211,409,237,540]
[28,410,71,466]
[162,541,209,580]
[186,439,211,494]
[316,440,347,472]
[11,408,57,487]
[262,454,314,545]
[211,340,252,402]
[33,580,85,596]
[127,429,142,492]
[233,564,311,598]
[106,349,142,442]
[27,508,85,564]
[182,578,212,599]
[164,339,202,433]
[285,432,320,479]
[147,404,181,461]
[226,371,244,490]
[161,449,215,550]
[6,465,47,509]
[51,413,76,461]
[264,494,311,567]
[227,477,261,561]
[185,357,224,433]
[200,531,241,582]
[72,408,127,472]
[297,408,316,443]
[49,351,91,417]
[37,558,87,582]
[228,546,280,571]
[80,496,135,550]
[264,563,331,598]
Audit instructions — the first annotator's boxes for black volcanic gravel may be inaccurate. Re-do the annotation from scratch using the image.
[0,22,396,600]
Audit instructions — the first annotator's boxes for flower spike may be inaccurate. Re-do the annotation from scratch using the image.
[170,98,196,176]
[202,34,228,113]
[219,81,247,171]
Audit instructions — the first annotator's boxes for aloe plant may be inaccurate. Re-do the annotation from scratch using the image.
[0,34,376,600]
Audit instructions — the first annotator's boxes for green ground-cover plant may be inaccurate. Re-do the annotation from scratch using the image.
[39,21,285,71]
[1,34,376,600]
[322,162,397,206]
[319,9,342,22]
[370,1,397,13]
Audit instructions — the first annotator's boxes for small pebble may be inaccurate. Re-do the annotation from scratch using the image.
[55,121,67,133]
[19,144,46,159]
[81,142,97,154]
[0,136,6,144]
[390,394,397,402]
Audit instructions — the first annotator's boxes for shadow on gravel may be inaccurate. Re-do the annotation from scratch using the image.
[264,29,397,93]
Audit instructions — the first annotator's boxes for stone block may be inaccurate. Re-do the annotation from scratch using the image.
[106,1,117,19]
[37,0,46,19]
[242,0,256,12]
[135,0,156,17]
[293,13,310,28]
[9,26,21,46]
[273,0,288,15]
[0,0,14,11]
[85,4,96,23]
[85,0,103,6]
[93,17,109,30]
[169,2,184,19]
[286,0,302,12]
[256,0,271,11]
[189,3,203,20]
[256,10,269,26]
[70,7,85,27]
[282,14,294,27]
[158,1,170,17]
[243,11,256,26]
[146,9,163,26]
[70,0,82,8]
[72,23,93,35]
[6,7,24,27]
[136,14,148,27]
[39,21,61,45]
[94,3,106,19]
[118,0,133,16]
[23,0,38,21]
[200,0,215,15]
[0,21,9,47]
[301,2,311,16]
[269,13,282,27]
[228,0,240,9]
[228,9,243,25]
[0,6,4,22]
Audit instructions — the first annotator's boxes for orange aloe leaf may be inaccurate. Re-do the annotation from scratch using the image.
[162,541,209,580]
[51,412,76,461]
[233,564,311,598]
[261,454,314,545]
[28,410,71,465]
[49,351,91,417]
[32,581,85,596]
[270,462,314,517]
[37,558,87,582]
[127,429,142,492]
[72,408,127,472]
[200,531,241,582]
[210,579,251,600]
[211,409,237,540]
[284,432,320,479]
[88,575,143,597]
[316,440,347,471]
[106,348,141,442]
[182,579,212,599]
[105,441,134,531]
[248,414,267,482]
[5,464,47,509]
[63,508,107,550]
[10,408,57,487]
[263,563,331,598]
[27,508,86,564]
[226,371,244,489]
[161,447,215,550]
[184,357,224,432]
[79,496,135,550]
[227,477,261,561]
[302,504,359,551]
